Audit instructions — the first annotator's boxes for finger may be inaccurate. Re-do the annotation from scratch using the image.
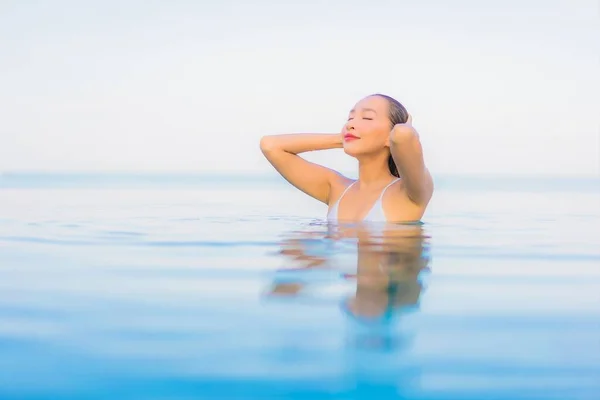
[406,113,413,125]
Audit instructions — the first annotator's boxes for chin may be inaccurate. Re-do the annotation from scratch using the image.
[342,143,364,158]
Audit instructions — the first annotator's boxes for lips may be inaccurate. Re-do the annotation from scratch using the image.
[344,133,359,141]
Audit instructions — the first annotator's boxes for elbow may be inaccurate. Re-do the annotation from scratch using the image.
[259,135,278,154]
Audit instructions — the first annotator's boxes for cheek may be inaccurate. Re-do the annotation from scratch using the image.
[357,120,381,133]
[363,122,391,143]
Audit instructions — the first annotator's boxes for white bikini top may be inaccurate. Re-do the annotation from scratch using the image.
[327,178,400,222]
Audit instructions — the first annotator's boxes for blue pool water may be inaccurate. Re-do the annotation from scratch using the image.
[1,173,599,400]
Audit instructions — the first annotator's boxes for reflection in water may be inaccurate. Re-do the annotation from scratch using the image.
[265,222,431,351]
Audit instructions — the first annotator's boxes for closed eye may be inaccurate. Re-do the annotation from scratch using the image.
[363,117,373,120]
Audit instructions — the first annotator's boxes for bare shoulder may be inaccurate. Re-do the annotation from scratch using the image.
[384,173,434,222]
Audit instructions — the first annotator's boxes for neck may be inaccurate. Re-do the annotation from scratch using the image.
[357,153,395,187]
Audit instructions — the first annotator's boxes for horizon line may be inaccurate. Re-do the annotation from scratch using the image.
[1,170,599,179]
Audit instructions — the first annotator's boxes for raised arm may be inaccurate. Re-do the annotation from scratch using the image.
[389,115,434,205]
[260,134,345,204]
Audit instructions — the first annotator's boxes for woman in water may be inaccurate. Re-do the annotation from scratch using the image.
[260,94,433,223]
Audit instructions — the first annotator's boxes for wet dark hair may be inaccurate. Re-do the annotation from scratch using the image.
[371,93,409,178]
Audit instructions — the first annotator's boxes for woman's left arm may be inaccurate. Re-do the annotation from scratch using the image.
[389,114,434,205]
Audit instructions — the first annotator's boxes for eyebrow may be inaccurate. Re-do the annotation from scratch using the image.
[349,108,378,114]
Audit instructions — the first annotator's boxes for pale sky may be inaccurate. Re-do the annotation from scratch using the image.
[1,0,598,176]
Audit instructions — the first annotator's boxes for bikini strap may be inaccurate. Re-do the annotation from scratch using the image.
[378,178,401,200]
[335,180,357,204]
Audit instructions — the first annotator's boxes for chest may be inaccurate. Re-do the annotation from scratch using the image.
[336,189,385,221]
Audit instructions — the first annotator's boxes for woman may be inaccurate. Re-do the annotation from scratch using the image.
[260,94,433,223]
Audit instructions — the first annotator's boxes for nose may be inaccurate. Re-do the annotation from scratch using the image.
[345,119,355,131]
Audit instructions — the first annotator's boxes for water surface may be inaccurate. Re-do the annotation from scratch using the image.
[1,173,599,399]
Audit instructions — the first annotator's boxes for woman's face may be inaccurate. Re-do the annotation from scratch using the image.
[342,95,392,157]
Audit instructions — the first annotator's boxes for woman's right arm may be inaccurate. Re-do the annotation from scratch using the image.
[260,134,344,204]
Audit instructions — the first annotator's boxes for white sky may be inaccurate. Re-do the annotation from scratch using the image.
[0,0,598,176]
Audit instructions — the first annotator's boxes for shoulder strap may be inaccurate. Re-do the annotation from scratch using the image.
[338,180,357,202]
[378,178,400,200]
[328,181,356,220]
